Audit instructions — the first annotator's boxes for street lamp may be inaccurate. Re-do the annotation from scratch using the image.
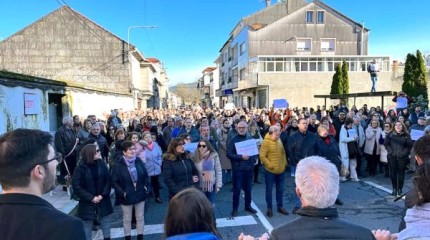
[127,25,158,53]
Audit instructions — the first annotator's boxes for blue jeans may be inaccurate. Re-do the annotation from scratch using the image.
[83,215,111,240]
[232,169,253,210]
[204,189,216,204]
[264,170,285,209]
[371,76,378,92]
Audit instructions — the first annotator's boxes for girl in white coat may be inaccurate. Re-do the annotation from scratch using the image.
[339,118,359,181]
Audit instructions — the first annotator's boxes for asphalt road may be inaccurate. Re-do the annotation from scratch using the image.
[94,169,413,240]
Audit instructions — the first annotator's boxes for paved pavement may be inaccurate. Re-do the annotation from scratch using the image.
[46,167,415,240]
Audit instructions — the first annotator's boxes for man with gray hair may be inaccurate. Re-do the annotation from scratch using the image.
[87,122,109,160]
[54,116,78,182]
[271,156,375,239]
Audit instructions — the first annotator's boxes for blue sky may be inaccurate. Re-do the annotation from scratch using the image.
[1,0,429,86]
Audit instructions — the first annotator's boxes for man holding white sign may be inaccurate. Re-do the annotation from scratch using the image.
[227,121,258,217]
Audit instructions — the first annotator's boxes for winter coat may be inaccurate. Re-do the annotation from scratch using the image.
[163,153,199,197]
[398,203,430,240]
[111,157,148,205]
[143,142,163,176]
[317,136,342,172]
[260,134,287,174]
[178,126,200,142]
[384,131,413,162]
[353,124,365,148]
[54,126,77,156]
[87,133,109,160]
[364,125,383,155]
[193,151,223,191]
[217,128,231,170]
[287,131,320,166]
[271,207,376,240]
[339,125,357,162]
[226,133,257,171]
[72,159,113,220]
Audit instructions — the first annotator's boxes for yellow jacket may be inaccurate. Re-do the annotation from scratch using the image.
[259,133,287,174]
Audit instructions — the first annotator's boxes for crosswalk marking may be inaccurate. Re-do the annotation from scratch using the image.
[92,215,258,239]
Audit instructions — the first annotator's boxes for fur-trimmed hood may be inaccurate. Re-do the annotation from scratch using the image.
[163,152,192,161]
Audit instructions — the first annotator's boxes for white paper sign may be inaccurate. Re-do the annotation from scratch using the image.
[347,128,356,138]
[410,129,425,141]
[184,142,198,153]
[235,139,259,156]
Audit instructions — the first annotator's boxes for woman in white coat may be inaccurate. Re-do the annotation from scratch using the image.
[364,119,383,177]
[339,118,359,181]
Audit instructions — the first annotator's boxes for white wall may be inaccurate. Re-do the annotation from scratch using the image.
[0,85,51,133]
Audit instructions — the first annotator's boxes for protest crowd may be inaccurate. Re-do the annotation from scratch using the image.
[1,91,430,240]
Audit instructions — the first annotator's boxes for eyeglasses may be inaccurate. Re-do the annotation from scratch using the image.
[29,153,63,171]
[384,125,390,128]
[198,144,207,148]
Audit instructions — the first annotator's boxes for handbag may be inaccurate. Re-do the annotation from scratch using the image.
[346,126,357,159]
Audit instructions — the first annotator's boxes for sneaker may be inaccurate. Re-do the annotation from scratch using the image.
[277,207,289,215]
[351,178,360,182]
[340,177,347,182]
[266,208,273,217]
[292,206,300,214]
[231,210,238,217]
[244,207,257,214]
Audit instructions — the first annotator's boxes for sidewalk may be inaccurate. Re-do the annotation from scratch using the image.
[41,185,78,214]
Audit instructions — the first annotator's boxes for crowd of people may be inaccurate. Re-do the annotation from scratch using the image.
[1,93,430,239]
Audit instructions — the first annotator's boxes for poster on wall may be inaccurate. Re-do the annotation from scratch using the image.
[24,93,40,115]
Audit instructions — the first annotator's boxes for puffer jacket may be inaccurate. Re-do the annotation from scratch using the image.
[384,131,413,161]
[163,153,199,198]
[111,157,148,205]
[72,159,113,220]
[143,142,163,176]
[259,133,287,174]
[271,207,376,240]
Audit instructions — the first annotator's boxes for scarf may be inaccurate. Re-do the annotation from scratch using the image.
[123,156,138,187]
[200,151,215,192]
[322,136,331,144]
[147,142,154,151]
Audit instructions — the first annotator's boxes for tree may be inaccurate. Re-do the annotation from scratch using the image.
[173,83,200,105]
[416,50,429,102]
[330,63,343,95]
[341,61,349,95]
[402,50,429,104]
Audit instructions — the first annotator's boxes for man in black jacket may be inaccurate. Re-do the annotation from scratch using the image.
[227,121,258,217]
[55,116,78,180]
[0,129,85,240]
[287,118,320,213]
[271,156,375,240]
[87,123,109,161]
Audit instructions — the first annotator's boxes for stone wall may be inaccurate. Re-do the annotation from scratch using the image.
[0,6,130,94]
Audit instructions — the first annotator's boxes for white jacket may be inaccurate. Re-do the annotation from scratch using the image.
[339,125,356,162]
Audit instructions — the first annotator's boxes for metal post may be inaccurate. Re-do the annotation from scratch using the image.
[127,25,158,53]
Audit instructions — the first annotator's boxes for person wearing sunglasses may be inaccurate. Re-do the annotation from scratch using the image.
[0,129,86,240]
[163,138,199,200]
[193,139,222,206]
[72,144,113,240]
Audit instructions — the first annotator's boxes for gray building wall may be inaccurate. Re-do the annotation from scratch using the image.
[0,6,131,95]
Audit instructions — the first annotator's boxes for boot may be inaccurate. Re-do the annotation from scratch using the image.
[137,234,144,240]
[391,178,397,196]
[383,164,389,178]
[124,236,131,240]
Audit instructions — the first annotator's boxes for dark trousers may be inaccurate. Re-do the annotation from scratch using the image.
[388,158,408,191]
[60,153,77,177]
[232,169,253,210]
[264,170,285,209]
[150,175,160,198]
[253,164,260,182]
[366,153,380,176]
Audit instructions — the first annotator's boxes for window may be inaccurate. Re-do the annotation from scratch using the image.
[317,11,325,24]
[320,39,335,52]
[296,38,312,51]
[240,43,246,55]
[306,11,314,23]
[239,68,246,80]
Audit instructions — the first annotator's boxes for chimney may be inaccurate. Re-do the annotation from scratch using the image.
[266,0,271,7]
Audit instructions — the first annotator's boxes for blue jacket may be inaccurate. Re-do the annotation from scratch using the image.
[287,131,320,166]
[166,232,221,240]
[226,133,256,171]
[178,127,200,142]
[144,142,163,176]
